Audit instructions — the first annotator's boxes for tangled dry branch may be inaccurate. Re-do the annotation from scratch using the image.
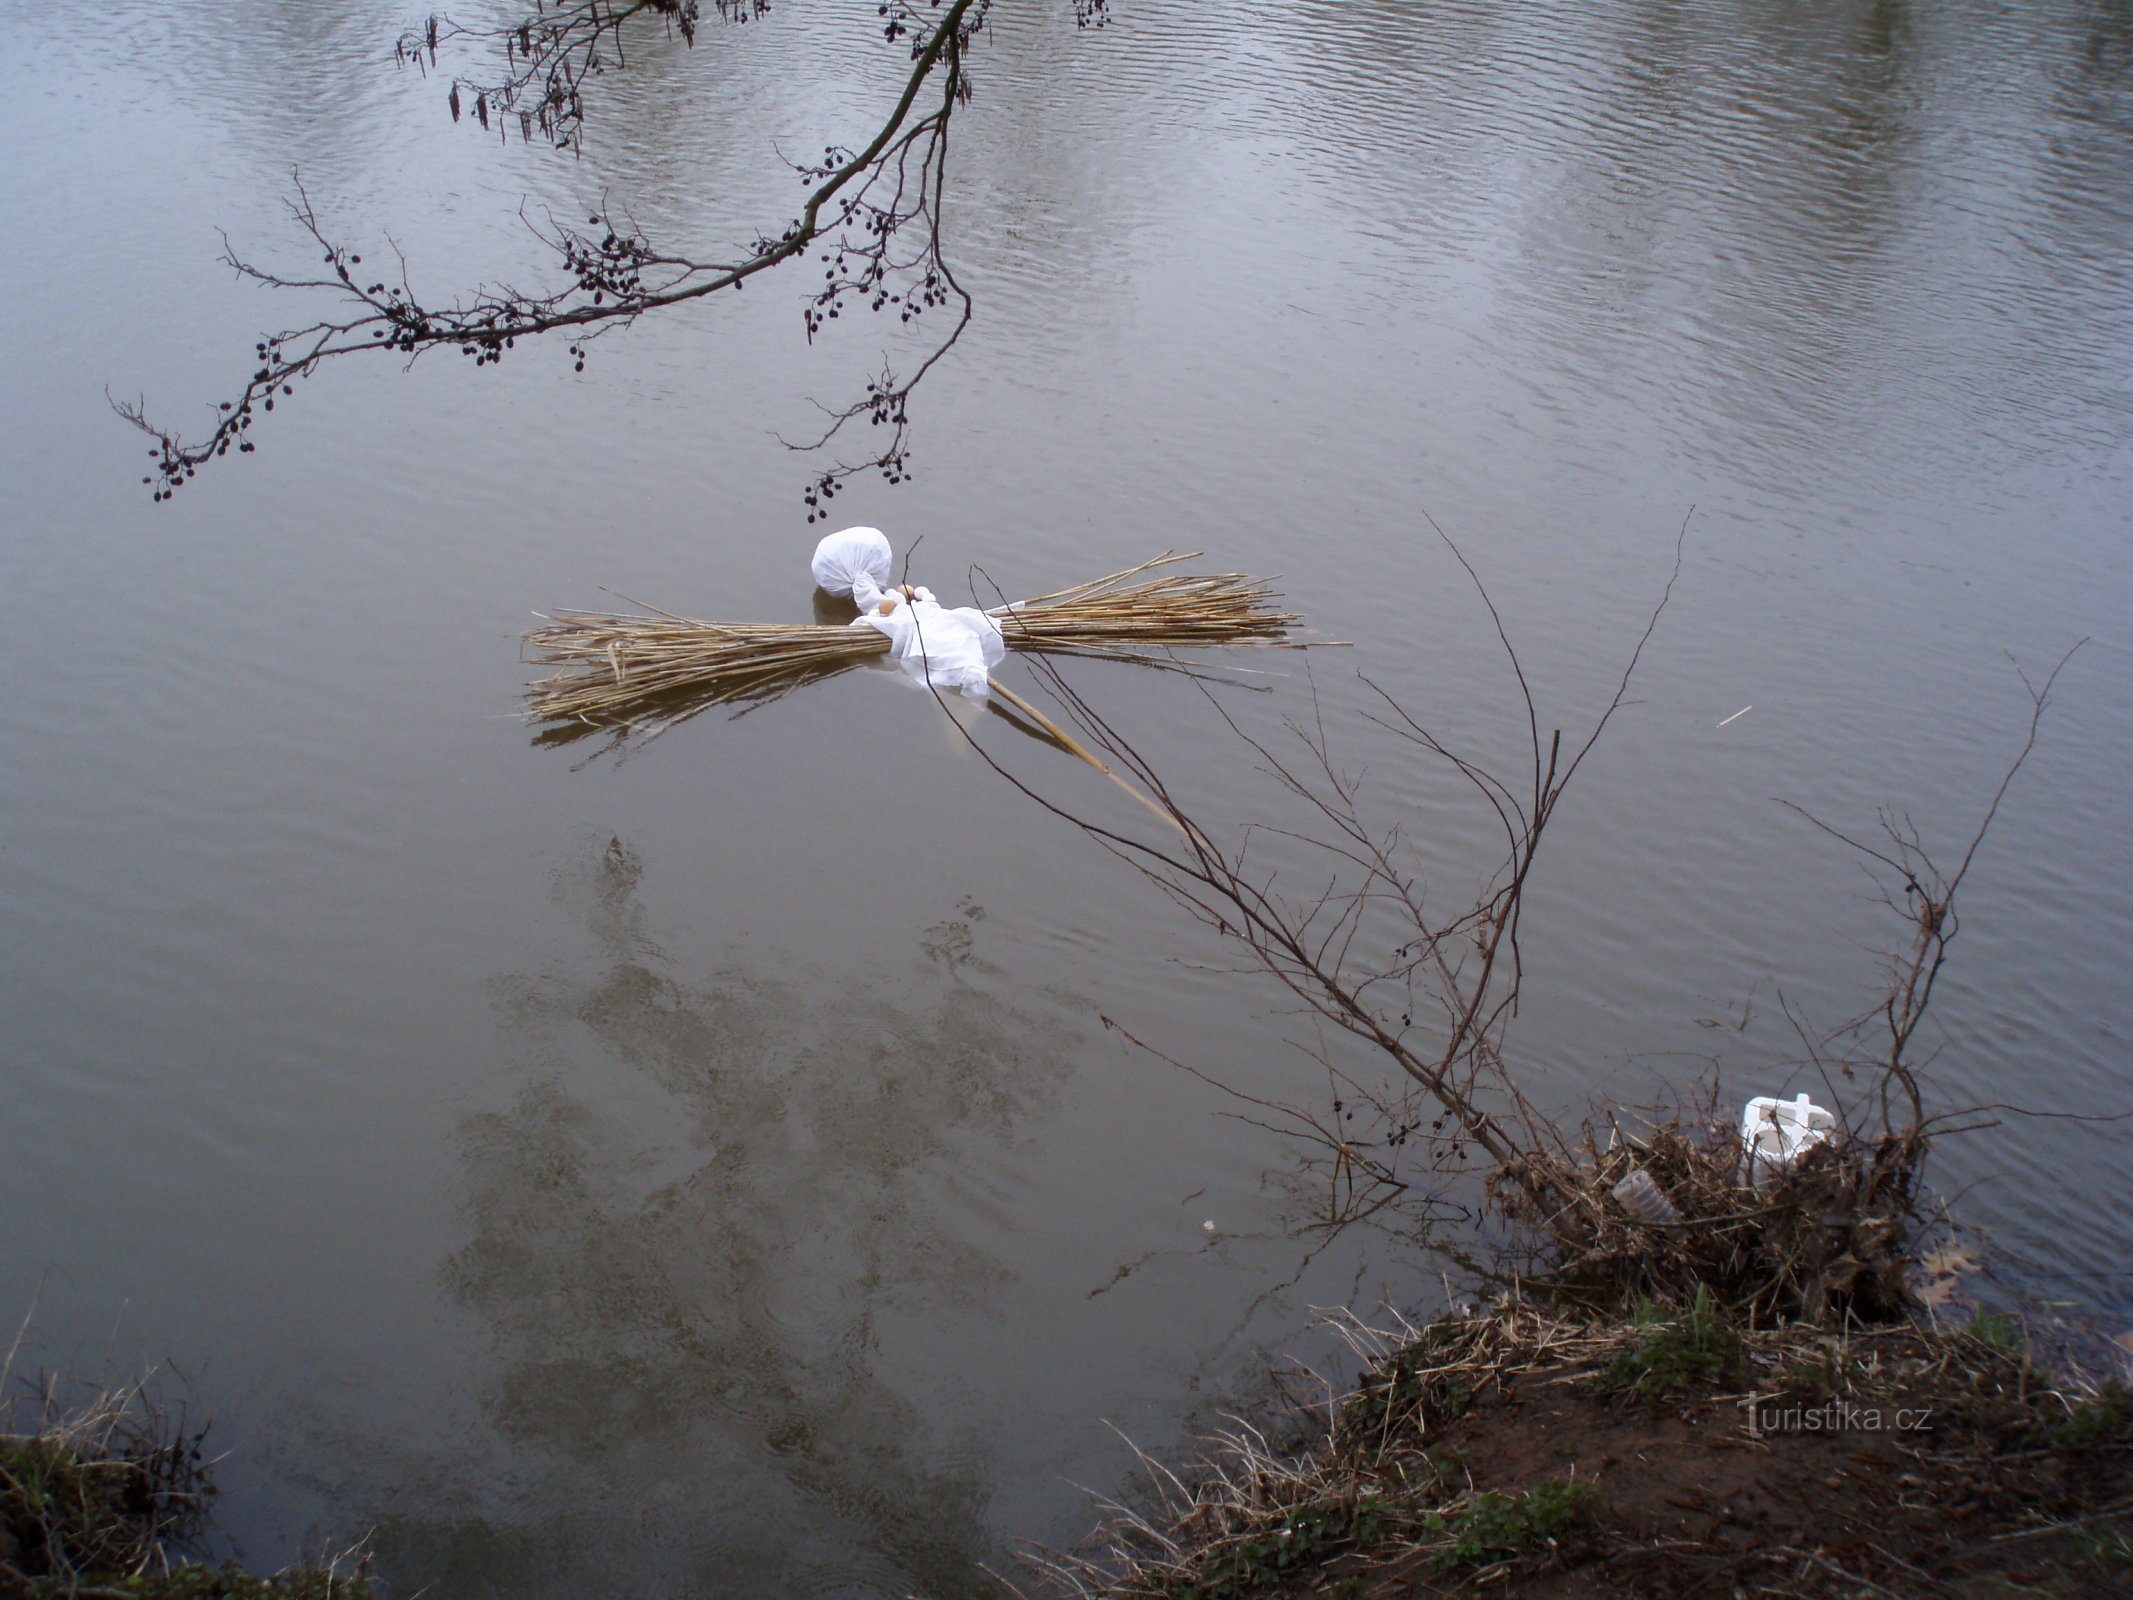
[950,523,2078,1324]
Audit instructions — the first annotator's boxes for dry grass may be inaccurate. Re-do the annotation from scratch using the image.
[1018,1302,1624,1600]
[1,1376,208,1587]
[1,1369,372,1597]
[524,553,1306,735]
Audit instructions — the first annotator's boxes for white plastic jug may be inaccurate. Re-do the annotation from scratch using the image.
[1739,1093,1835,1188]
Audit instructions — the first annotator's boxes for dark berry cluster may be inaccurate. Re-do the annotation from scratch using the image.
[561,211,651,308]
[142,347,286,501]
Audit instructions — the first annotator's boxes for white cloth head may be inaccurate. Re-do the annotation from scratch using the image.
[810,526,893,598]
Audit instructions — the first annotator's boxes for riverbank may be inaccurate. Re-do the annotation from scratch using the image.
[9,1300,2127,1597]
[0,1380,369,1600]
[1051,1297,2133,1599]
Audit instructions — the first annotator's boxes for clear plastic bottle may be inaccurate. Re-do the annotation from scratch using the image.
[1611,1167,1682,1225]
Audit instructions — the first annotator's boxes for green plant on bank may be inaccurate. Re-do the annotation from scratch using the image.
[1965,1519,2133,1597]
[1338,1323,1475,1439]
[1422,1479,1608,1570]
[1966,1307,2026,1356]
[1775,1344,1865,1403]
[1596,1284,1740,1399]
[2038,1381,2133,1452]
[3,1429,198,1585]
[1164,1493,1387,1600]
[2072,1523,2133,1570]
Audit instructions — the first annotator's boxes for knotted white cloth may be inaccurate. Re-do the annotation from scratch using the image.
[811,526,1006,697]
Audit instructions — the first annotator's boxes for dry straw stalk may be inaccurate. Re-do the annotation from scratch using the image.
[524,552,1305,732]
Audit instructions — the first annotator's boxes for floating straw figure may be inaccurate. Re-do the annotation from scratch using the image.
[523,529,1312,779]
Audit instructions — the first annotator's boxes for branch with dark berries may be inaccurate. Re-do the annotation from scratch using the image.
[118,0,1013,515]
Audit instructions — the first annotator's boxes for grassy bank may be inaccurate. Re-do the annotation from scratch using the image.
[0,1380,368,1600]
[1044,1298,2133,1599]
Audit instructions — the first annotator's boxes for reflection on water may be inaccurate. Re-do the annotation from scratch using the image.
[378,838,1078,1598]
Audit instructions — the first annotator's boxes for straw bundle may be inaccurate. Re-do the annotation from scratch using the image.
[525,552,1303,733]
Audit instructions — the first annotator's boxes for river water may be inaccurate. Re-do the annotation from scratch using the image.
[2,1,2127,1594]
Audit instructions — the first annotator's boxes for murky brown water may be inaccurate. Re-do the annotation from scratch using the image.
[2,1,2128,1594]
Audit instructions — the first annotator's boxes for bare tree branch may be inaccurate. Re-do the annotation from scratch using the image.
[930,527,1701,1238]
[115,0,1087,514]
[1777,640,2087,1140]
[397,3,772,158]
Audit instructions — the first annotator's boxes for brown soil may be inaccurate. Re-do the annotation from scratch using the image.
[1379,1358,2131,1597]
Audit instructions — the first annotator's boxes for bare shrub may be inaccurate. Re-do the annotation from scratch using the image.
[958,522,2081,1324]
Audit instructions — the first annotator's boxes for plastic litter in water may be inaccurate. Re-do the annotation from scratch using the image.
[1739,1093,1835,1188]
[1611,1167,1682,1226]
